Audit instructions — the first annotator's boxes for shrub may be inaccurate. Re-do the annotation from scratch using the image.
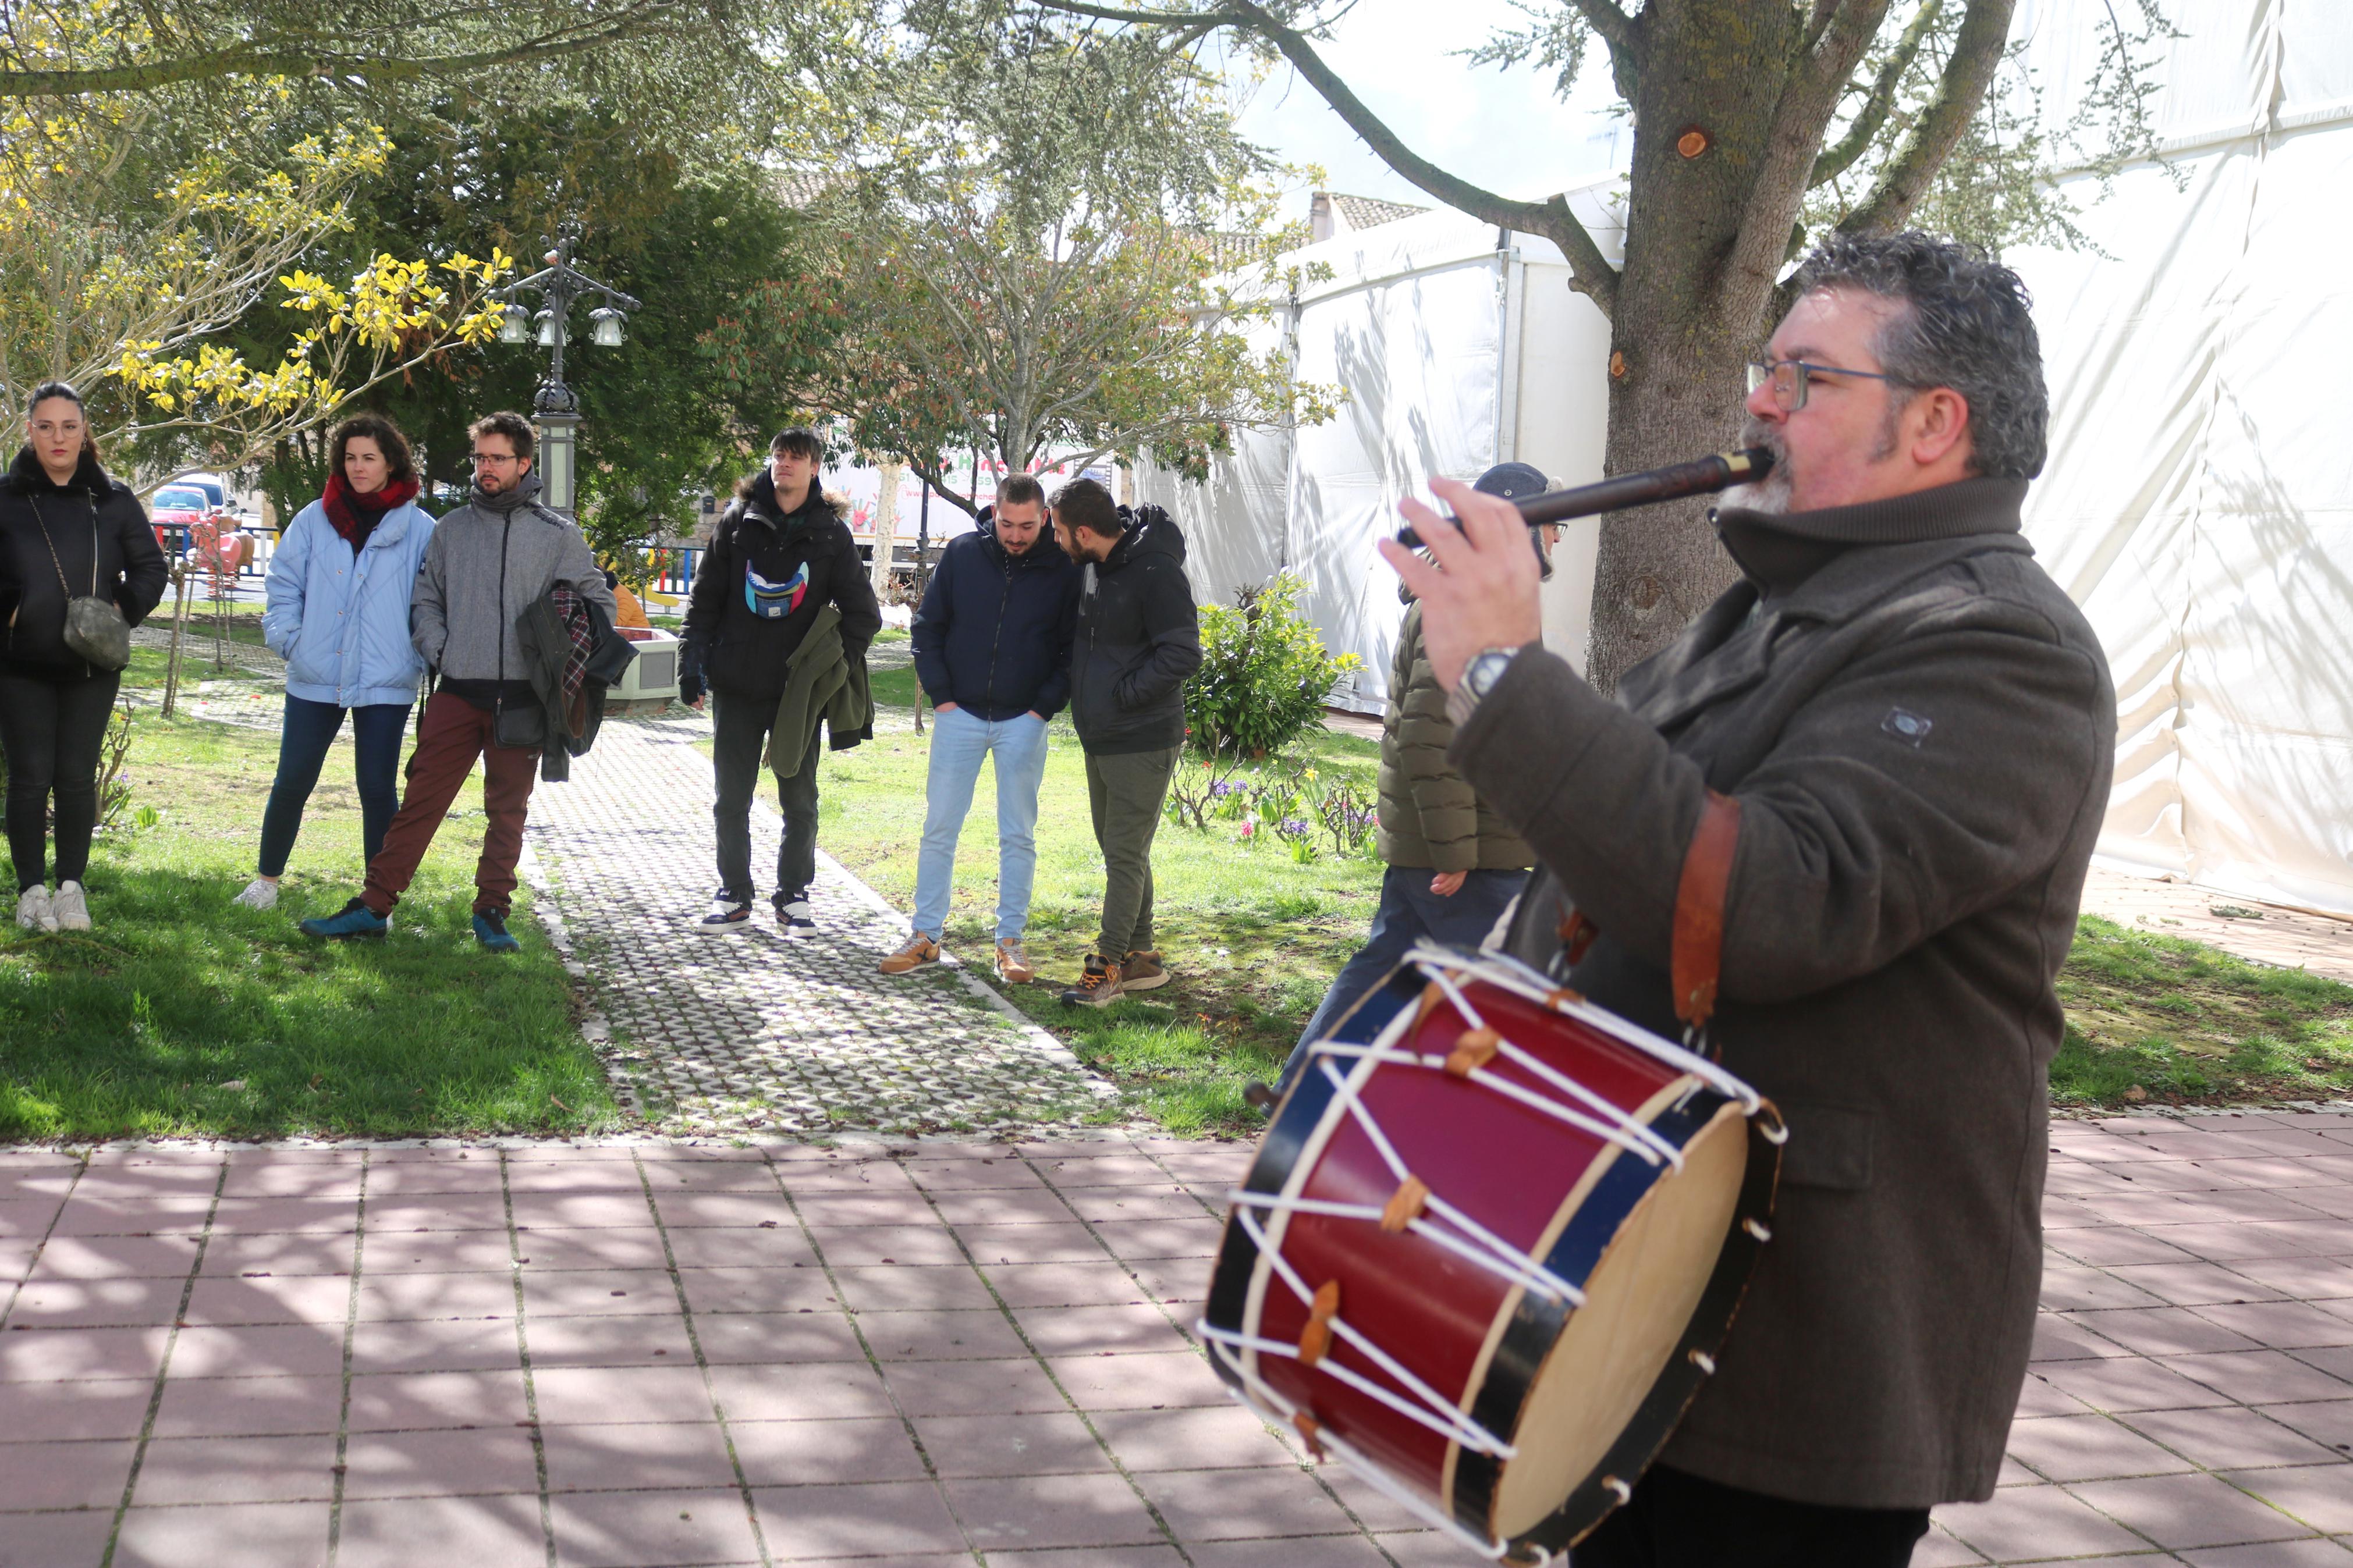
[1184,573,1360,762]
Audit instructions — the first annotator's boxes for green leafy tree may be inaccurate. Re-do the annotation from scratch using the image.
[1022,0,2175,690]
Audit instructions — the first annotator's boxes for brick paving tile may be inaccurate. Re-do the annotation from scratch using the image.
[727,1415,929,1487]
[26,1234,204,1280]
[878,1356,1070,1417]
[0,1325,173,1384]
[357,1230,516,1273]
[2267,1399,2353,1447]
[337,1493,547,1567]
[909,1410,1112,1478]
[150,1373,344,1438]
[857,1307,1030,1360]
[0,1434,136,1509]
[197,1231,365,1277]
[2128,1403,2347,1468]
[2049,1225,2199,1267]
[2201,1300,2353,1348]
[672,1265,836,1317]
[128,1432,336,1505]
[542,1420,742,1492]
[981,1260,1154,1309]
[1091,1405,1300,1471]
[904,1158,1049,1193]
[1186,1535,1394,1566]
[522,1269,687,1319]
[515,1228,673,1272]
[2221,1464,2353,1534]
[47,1197,218,1238]
[2033,1313,2135,1361]
[707,1363,895,1423]
[526,716,1116,1137]
[0,1506,114,1566]
[1934,1481,2159,1560]
[2228,1256,2353,1300]
[0,1377,157,1441]
[691,1310,865,1365]
[180,1272,354,1327]
[114,1503,335,1568]
[353,1269,520,1323]
[747,1480,968,1560]
[548,1486,762,1568]
[1046,1350,1227,1413]
[1014,1300,1193,1356]
[2005,1410,2196,1481]
[2161,1352,2353,1406]
[812,1225,973,1268]
[826,1264,993,1313]
[505,1161,656,1195]
[990,1550,1186,1567]
[657,1225,818,1270]
[2037,1353,2237,1411]
[2181,1541,2353,1567]
[345,1367,530,1431]
[346,1316,521,1374]
[2105,1260,2298,1306]
[941,1469,1163,1550]
[533,1365,719,1426]
[1137,1464,1358,1542]
[2065,1304,2269,1356]
[925,1187,1080,1226]
[2071,1471,2316,1549]
[339,1425,544,1498]
[2040,1265,2171,1312]
[364,1191,512,1231]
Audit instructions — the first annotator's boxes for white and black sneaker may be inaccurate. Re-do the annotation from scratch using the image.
[696,895,754,934]
[774,894,816,936]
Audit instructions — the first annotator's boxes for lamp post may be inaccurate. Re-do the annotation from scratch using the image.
[491,234,640,515]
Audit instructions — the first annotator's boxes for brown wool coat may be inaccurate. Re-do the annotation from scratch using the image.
[1376,601,1534,872]
[1451,478,2115,1509]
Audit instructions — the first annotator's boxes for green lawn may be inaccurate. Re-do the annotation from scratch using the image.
[0,645,613,1143]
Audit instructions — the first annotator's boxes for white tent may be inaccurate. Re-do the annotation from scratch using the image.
[2010,0,2353,915]
[1152,0,2353,916]
[1134,191,1622,713]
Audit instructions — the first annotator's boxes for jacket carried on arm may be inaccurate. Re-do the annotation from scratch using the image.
[1451,478,2114,1513]
[0,446,168,680]
[681,472,881,705]
[264,493,436,709]
[1375,600,1531,873]
[1066,505,1201,755]
[910,506,1080,720]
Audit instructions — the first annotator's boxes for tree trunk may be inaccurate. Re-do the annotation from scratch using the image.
[1585,0,1809,694]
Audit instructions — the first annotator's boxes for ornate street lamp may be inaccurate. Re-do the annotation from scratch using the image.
[488,233,640,515]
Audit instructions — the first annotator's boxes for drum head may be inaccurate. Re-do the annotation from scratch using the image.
[1493,1095,1748,1537]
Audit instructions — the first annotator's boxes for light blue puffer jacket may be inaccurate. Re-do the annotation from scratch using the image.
[262,496,437,709]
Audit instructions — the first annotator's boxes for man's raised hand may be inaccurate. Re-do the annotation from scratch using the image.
[1376,477,1545,692]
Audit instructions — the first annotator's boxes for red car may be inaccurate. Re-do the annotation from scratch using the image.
[148,483,211,552]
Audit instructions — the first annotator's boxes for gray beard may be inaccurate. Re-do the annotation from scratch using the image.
[1724,419,1791,514]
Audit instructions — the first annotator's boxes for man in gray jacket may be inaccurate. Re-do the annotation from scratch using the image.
[302,412,612,951]
[1384,234,2114,1565]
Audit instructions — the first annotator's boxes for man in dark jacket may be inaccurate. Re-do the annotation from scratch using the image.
[1384,233,2115,1565]
[1049,478,1200,1006]
[879,472,1078,984]
[1277,461,1546,1087]
[300,411,612,952]
[680,427,881,934]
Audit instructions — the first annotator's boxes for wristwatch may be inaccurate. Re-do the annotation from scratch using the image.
[1450,644,1528,724]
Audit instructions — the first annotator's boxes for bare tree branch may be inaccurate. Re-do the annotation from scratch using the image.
[1812,0,1945,189]
[1840,0,2018,234]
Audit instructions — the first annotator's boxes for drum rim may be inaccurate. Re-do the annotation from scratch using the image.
[1204,954,1784,1558]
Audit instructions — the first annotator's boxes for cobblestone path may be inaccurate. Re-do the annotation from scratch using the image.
[524,713,1120,1139]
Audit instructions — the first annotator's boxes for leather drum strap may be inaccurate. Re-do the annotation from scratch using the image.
[1671,790,1742,1035]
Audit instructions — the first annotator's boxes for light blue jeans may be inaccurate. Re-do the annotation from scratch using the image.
[911,706,1051,941]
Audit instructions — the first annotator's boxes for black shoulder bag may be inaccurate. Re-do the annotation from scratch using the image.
[30,494,132,671]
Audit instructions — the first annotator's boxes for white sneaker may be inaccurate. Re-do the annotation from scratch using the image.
[49,881,89,931]
[15,884,53,933]
[233,877,280,911]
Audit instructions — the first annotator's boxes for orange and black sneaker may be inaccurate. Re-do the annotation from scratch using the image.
[994,938,1036,985]
[1058,954,1124,1008]
[1120,949,1169,991]
[878,932,941,975]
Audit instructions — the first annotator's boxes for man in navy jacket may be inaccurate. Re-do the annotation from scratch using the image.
[879,472,1079,983]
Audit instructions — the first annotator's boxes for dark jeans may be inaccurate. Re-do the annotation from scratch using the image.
[0,669,120,893]
[256,694,410,877]
[1280,864,1525,1089]
[1084,745,1176,959]
[712,690,822,905]
[1571,1466,1930,1568]
[360,690,539,916]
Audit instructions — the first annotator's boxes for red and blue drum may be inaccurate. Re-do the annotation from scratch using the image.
[1201,944,1783,1562]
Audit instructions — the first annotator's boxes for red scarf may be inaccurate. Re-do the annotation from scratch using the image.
[322,471,420,550]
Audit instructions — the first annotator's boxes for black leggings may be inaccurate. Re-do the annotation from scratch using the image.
[0,670,121,893]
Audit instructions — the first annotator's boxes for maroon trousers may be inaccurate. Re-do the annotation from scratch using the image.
[361,690,539,915]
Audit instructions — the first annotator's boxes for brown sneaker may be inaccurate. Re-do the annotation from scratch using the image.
[994,938,1035,985]
[878,932,941,975]
[1120,949,1170,991]
[1058,954,1123,1008]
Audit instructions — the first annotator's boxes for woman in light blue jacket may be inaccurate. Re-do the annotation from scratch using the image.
[235,414,435,909]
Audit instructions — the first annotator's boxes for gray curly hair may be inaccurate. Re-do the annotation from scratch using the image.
[1792,232,2048,481]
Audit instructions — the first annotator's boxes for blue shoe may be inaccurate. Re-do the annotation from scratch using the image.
[473,908,521,952]
[300,897,389,941]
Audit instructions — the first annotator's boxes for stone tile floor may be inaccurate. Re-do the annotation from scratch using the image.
[1,1118,2349,1566]
[522,713,1117,1141]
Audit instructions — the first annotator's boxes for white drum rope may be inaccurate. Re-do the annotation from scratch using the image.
[1224,1187,1575,1303]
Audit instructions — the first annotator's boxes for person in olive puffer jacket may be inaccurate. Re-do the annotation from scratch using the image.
[679,426,881,935]
[0,381,168,934]
[1276,462,1550,1087]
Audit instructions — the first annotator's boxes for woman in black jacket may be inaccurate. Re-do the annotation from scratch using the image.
[0,382,168,932]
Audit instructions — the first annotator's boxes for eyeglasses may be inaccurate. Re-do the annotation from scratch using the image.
[470,450,520,466]
[1747,358,1905,413]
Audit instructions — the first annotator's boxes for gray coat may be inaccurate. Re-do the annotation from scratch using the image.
[410,475,613,681]
[1452,478,2114,1509]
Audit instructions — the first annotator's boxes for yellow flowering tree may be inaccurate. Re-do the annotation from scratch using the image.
[0,97,509,474]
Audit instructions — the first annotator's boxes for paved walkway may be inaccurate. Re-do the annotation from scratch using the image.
[522,714,1116,1140]
[5,1117,2350,1567]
